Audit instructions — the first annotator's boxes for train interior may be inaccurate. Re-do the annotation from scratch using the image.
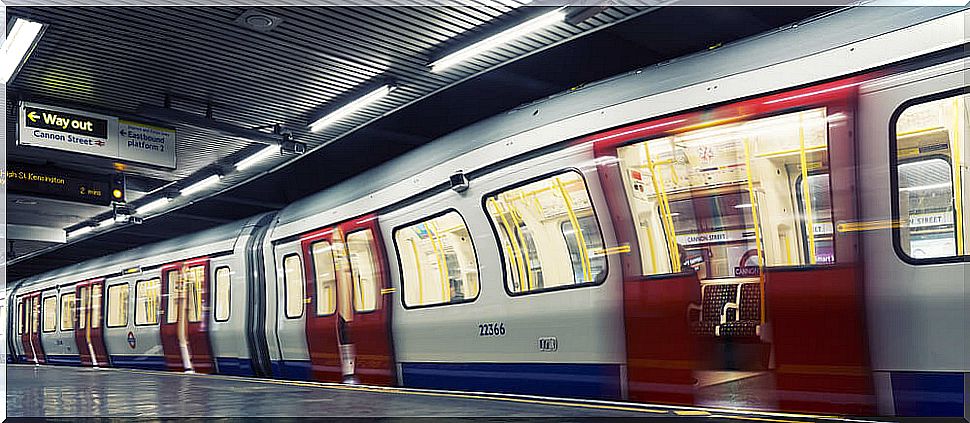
[616,108,836,408]
[895,93,969,259]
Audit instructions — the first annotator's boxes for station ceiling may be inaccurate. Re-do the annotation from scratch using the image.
[5,5,830,280]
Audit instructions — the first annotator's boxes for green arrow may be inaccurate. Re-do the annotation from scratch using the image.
[26,111,38,122]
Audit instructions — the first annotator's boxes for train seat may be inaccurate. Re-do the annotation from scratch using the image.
[689,281,761,338]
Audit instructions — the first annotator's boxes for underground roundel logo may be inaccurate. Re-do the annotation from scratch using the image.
[127,331,136,349]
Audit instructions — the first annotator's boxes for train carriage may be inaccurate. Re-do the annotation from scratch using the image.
[8,5,970,418]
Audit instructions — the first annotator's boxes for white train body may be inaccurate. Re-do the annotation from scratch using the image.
[10,6,970,417]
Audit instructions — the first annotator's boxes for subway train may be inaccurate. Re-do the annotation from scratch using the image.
[9,6,969,418]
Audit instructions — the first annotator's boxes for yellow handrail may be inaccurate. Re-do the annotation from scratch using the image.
[408,238,424,304]
[426,221,450,301]
[644,141,681,272]
[799,113,818,265]
[952,97,965,255]
[743,138,766,324]
[555,177,591,282]
[505,196,537,291]
[488,198,529,292]
[755,144,827,159]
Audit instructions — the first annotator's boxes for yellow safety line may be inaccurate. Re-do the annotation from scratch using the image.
[799,113,818,265]
[952,97,964,255]
[408,238,424,304]
[488,197,529,292]
[506,195,536,290]
[426,221,450,301]
[897,125,945,137]
[743,138,766,324]
[554,177,591,281]
[644,141,681,272]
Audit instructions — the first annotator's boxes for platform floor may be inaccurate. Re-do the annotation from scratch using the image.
[6,364,867,420]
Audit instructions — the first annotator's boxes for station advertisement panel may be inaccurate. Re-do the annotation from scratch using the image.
[18,101,177,169]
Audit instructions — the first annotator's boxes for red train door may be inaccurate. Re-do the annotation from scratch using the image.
[17,296,29,363]
[591,78,873,414]
[74,279,109,367]
[302,213,395,385]
[160,258,215,373]
[29,292,46,364]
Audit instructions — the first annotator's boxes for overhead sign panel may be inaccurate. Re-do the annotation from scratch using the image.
[18,102,177,169]
[4,162,113,206]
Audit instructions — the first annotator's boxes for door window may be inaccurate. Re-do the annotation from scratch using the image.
[347,230,380,313]
[311,241,338,316]
[283,254,305,318]
[60,293,75,331]
[42,296,57,333]
[214,267,231,322]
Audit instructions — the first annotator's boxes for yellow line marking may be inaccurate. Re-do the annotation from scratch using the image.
[675,410,712,416]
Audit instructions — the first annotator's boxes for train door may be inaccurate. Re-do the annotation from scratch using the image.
[21,293,45,364]
[593,79,873,413]
[16,296,28,362]
[74,279,109,367]
[301,213,395,385]
[160,258,215,373]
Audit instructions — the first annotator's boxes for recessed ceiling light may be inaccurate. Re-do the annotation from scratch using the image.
[235,9,283,33]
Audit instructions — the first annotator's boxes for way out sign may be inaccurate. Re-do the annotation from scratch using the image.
[18,102,177,169]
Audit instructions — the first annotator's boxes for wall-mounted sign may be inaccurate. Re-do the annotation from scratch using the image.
[18,102,177,169]
[3,162,113,206]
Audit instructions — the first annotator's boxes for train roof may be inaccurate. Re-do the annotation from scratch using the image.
[273,5,963,228]
[12,213,272,292]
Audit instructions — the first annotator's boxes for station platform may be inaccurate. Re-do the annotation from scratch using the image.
[6,364,876,420]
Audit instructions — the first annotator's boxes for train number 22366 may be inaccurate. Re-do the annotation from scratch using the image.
[478,322,506,337]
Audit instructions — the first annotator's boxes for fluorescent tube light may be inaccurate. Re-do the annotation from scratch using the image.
[180,174,222,196]
[67,226,93,238]
[136,197,172,215]
[1,18,44,84]
[98,217,116,228]
[235,145,279,171]
[308,85,394,133]
[429,9,567,73]
[734,203,753,209]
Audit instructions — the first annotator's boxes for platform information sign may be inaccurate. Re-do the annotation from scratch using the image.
[18,102,177,169]
[3,162,113,206]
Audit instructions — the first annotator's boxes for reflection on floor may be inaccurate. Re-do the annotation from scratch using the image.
[696,371,777,410]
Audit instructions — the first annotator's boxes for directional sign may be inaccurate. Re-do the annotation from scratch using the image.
[4,162,113,206]
[18,102,177,169]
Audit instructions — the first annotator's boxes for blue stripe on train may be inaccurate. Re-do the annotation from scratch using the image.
[891,371,965,417]
[46,355,82,366]
[216,357,255,377]
[401,362,622,400]
[109,355,168,371]
[271,360,312,381]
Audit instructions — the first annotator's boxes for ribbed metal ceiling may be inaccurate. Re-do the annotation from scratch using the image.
[4,5,831,278]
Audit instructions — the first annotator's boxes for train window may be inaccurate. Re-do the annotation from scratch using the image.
[616,108,835,276]
[166,270,180,324]
[394,210,480,308]
[796,174,836,264]
[283,254,305,318]
[135,278,160,325]
[484,170,608,294]
[311,241,338,316]
[31,297,40,334]
[79,286,89,329]
[214,267,231,322]
[184,266,205,323]
[42,296,57,333]
[60,293,75,331]
[106,283,130,328]
[91,284,102,328]
[347,230,380,313]
[893,92,969,261]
